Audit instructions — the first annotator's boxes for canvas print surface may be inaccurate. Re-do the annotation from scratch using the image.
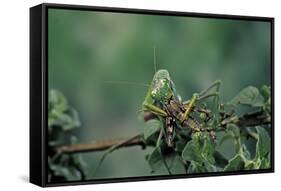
[47,8,272,183]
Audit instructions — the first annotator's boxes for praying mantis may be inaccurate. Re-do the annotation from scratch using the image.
[142,68,221,148]
[141,47,221,148]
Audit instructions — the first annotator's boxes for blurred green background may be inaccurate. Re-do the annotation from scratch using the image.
[48,8,271,180]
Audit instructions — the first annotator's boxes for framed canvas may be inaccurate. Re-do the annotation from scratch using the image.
[30,3,274,187]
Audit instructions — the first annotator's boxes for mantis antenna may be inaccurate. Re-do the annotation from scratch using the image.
[104,47,158,87]
[153,46,157,74]
[104,81,150,87]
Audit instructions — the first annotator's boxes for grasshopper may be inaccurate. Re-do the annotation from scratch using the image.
[142,68,221,147]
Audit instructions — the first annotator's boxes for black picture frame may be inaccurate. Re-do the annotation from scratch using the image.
[30,3,274,187]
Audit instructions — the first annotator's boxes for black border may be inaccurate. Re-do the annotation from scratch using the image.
[30,3,274,187]
[30,4,43,186]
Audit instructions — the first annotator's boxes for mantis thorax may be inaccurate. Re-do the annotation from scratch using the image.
[150,69,174,102]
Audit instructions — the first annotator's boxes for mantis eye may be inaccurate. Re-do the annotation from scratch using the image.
[151,90,157,97]
[160,79,168,86]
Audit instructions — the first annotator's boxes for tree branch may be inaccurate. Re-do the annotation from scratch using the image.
[236,110,271,127]
[56,110,271,154]
[56,134,147,154]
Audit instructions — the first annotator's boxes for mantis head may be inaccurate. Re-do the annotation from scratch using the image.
[150,69,174,102]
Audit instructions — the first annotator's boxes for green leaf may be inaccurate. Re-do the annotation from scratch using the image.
[223,124,242,152]
[48,90,81,131]
[187,161,219,173]
[164,153,177,171]
[260,156,271,169]
[49,164,82,181]
[175,138,187,152]
[69,109,81,127]
[182,137,203,163]
[147,146,176,173]
[256,126,270,159]
[203,160,220,172]
[147,147,163,171]
[187,162,206,173]
[227,124,240,137]
[213,150,228,168]
[228,86,264,107]
[245,161,256,170]
[48,90,68,113]
[143,119,161,140]
[242,144,251,160]
[202,137,216,164]
[224,154,245,171]
[260,85,271,112]
[182,134,215,165]
[219,134,233,146]
[224,143,255,171]
[260,85,271,101]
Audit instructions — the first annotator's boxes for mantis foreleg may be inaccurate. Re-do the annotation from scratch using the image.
[143,102,168,117]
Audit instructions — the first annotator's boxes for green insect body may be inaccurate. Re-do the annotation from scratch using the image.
[150,69,174,101]
[142,69,203,147]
